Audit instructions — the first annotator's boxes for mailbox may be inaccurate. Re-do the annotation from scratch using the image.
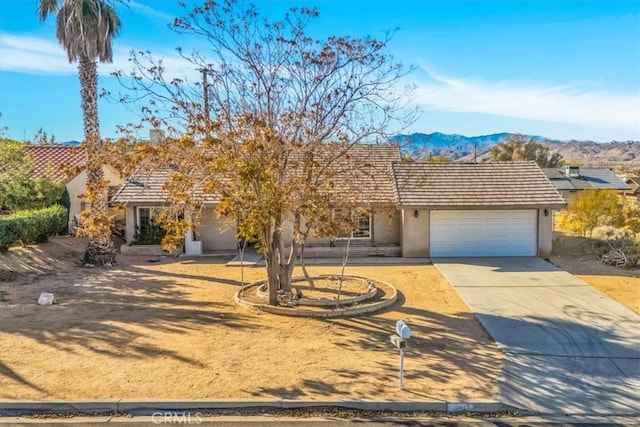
[390,320,411,390]
[390,334,408,349]
[396,320,410,339]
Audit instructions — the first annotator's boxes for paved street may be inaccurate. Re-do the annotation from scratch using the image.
[433,257,640,415]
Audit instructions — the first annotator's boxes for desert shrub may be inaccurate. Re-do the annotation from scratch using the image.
[593,225,640,267]
[592,226,636,245]
[9,205,68,246]
[555,189,623,237]
[622,198,640,233]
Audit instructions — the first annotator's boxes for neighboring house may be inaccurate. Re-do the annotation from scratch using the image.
[542,166,630,200]
[623,176,640,202]
[24,145,123,229]
[391,161,565,257]
[114,145,566,258]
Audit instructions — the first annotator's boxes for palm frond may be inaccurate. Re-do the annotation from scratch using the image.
[54,0,121,63]
[37,0,61,21]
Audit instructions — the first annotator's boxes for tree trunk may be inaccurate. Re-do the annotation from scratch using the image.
[336,233,352,306]
[265,251,279,305]
[299,244,316,290]
[263,222,299,305]
[78,57,115,266]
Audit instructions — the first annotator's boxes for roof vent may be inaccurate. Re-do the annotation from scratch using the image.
[565,165,580,178]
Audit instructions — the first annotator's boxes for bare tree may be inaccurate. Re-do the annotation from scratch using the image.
[116,0,413,305]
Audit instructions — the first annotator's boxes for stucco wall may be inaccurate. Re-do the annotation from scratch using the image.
[280,209,400,246]
[125,206,136,243]
[372,210,400,245]
[197,208,237,251]
[538,208,554,257]
[67,165,122,229]
[401,209,429,257]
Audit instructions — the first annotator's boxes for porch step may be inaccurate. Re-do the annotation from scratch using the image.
[299,245,401,258]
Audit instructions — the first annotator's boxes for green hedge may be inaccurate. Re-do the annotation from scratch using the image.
[0,205,68,252]
[0,218,19,252]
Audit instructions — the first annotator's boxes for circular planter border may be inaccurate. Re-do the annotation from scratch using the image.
[255,275,378,307]
[234,275,397,318]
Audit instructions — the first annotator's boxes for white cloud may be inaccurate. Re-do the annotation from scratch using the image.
[410,66,640,132]
[0,32,196,80]
[128,1,174,22]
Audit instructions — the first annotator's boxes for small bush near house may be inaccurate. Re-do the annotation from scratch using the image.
[132,221,166,245]
[0,205,68,251]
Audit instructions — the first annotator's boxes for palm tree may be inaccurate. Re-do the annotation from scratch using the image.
[38,0,121,265]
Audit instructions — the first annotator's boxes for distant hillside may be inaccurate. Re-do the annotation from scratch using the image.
[393,133,640,166]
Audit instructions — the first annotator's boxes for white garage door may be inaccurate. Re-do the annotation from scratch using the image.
[430,210,537,257]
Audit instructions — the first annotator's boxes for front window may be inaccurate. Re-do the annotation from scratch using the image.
[352,215,371,239]
[138,208,152,233]
[336,214,371,239]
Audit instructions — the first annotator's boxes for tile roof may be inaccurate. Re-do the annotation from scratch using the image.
[391,161,566,208]
[313,143,401,205]
[24,145,86,182]
[113,144,402,206]
[542,167,631,191]
[112,168,220,205]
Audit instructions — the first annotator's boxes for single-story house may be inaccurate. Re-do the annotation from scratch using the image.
[113,144,566,258]
[24,145,123,229]
[542,166,630,200]
[113,144,403,256]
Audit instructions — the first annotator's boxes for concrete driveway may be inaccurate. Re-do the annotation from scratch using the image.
[433,257,640,415]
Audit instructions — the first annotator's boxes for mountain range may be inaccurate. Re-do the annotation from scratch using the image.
[393,132,640,166]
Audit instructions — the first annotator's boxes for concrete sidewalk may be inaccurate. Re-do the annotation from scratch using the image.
[224,252,431,267]
[433,257,640,415]
[226,248,263,266]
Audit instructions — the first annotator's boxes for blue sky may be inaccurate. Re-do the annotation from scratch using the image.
[0,0,639,143]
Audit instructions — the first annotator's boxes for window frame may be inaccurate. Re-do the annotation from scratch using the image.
[337,214,372,240]
[137,207,153,234]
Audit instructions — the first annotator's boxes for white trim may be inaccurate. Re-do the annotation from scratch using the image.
[337,214,372,240]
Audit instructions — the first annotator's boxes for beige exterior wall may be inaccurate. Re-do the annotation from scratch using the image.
[372,210,400,245]
[280,209,400,246]
[558,189,578,201]
[537,208,554,257]
[67,165,123,230]
[123,206,236,250]
[125,206,136,243]
[400,209,429,257]
[197,208,237,251]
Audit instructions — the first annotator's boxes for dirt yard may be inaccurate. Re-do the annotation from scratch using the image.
[551,233,640,314]
[0,237,500,401]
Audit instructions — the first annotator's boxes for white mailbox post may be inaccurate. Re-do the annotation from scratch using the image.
[390,320,410,390]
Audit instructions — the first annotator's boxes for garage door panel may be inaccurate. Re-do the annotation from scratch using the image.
[430,210,537,257]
